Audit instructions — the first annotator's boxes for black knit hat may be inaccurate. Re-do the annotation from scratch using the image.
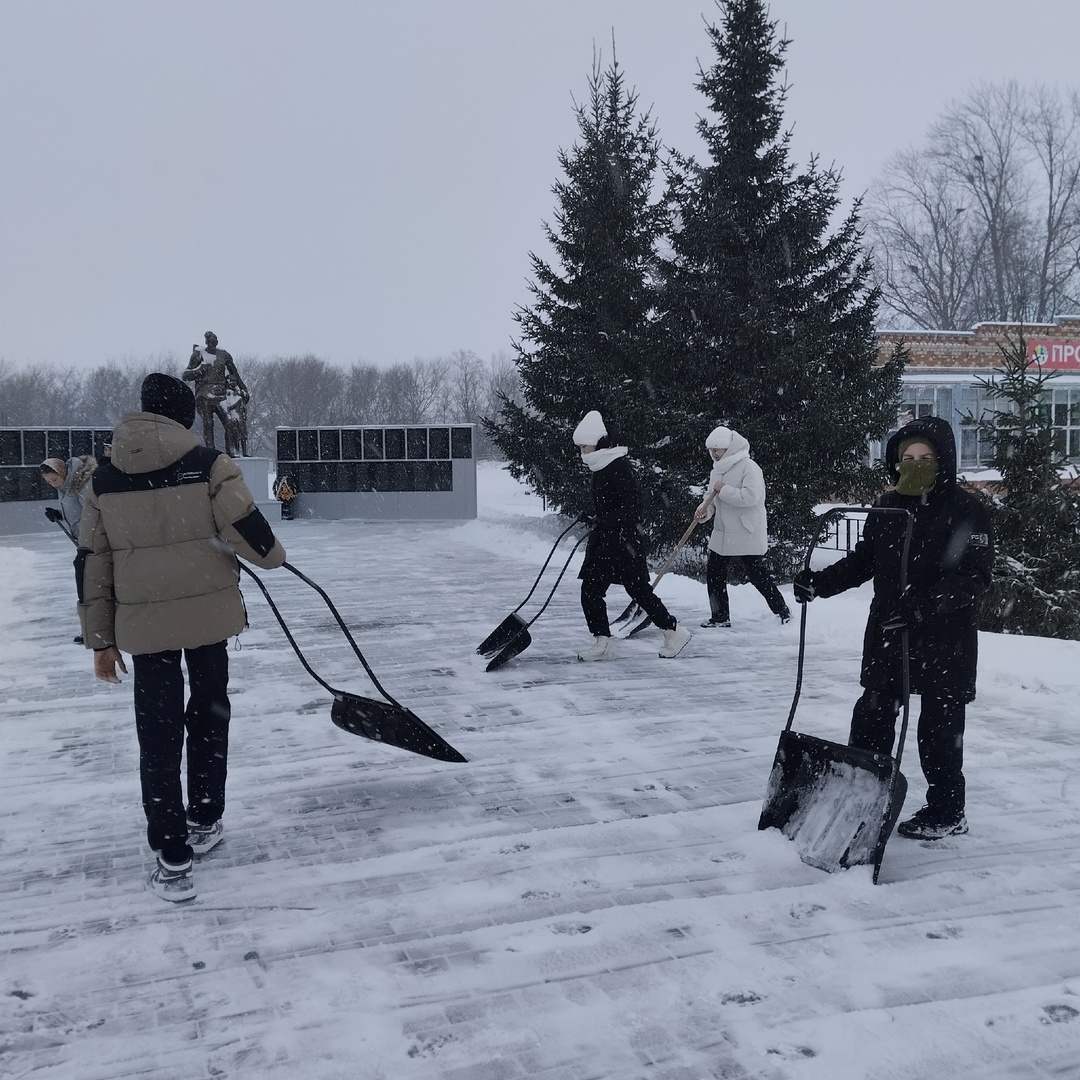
[141,373,196,429]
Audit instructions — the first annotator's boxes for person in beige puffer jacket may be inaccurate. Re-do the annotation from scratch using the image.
[77,373,286,902]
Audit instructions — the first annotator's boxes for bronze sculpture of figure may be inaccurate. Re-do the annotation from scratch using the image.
[183,331,250,456]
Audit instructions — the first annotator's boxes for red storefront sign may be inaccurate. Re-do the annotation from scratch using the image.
[1027,339,1080,370]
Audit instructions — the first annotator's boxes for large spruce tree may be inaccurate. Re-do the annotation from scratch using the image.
[974,336,1080,640]
[486,54,669,525]
[655,0,903,571]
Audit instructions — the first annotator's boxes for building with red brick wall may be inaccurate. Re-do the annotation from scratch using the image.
[874,316,1080,470]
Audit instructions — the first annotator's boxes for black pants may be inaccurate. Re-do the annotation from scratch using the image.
[706,551,789,623]
[581,570,676,637]
[849,688,966,819]
[133,641,230,865]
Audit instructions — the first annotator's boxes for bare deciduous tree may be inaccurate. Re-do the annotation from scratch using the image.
[868,81,1080,329]
[0,351,521,460]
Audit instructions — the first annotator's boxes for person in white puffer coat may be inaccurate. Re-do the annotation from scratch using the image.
[693,425,790,628]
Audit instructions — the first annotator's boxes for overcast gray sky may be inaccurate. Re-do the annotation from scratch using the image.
[2,0,1078,372]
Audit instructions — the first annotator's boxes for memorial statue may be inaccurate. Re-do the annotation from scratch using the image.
[183,331,250,456]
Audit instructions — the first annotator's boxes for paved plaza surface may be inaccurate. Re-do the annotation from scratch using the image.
[3,464,1080,1080]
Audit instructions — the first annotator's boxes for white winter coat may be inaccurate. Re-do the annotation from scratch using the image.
[701,431,769,557]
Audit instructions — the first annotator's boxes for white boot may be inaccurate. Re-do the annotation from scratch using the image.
[659,624,692,658]
[577,635,616,662]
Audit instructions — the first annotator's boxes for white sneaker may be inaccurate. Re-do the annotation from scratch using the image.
[577,635,616,662]
[148,857,196,902]
[659,624,692,658]
[187,819,223,855]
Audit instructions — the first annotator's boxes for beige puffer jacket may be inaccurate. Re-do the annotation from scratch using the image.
[77,412,285,655]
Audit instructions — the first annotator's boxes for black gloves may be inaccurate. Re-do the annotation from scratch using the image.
[792,568,817,604]
[578,512,596,528]
[44,507,63,523]
[881,587,925,631]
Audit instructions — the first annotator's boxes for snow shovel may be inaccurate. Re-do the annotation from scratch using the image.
[477,516,586,660]
[758,506,913,885]
[611,488,719,638]
[240,562,467,763]
[483,531,590,672]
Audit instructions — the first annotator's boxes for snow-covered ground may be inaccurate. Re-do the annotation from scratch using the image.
[2,461,1080,1080]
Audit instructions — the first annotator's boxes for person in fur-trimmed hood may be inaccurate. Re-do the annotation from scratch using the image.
[573,410,692,661]
[77,373,286,902]
[41,453,98,644]
[40,454,97,539]
[792,416,994,841]
[693,426,790,628]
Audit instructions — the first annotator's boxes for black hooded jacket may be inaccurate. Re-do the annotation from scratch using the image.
[813,416,994,702]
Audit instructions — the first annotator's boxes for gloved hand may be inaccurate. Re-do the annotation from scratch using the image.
[45,507,63,523]
[881,587,924,631]
[577,512,596,528]
[792,568,817,604]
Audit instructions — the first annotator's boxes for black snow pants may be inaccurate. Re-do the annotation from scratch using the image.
[581,568,676,637]
[849,688,966,819]
[133,640,230,865]
[706,551,790,623]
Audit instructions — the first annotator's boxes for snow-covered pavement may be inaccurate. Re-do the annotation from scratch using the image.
[3,462,1080,1080]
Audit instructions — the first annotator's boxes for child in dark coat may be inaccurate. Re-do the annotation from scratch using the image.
[793,416,994,840]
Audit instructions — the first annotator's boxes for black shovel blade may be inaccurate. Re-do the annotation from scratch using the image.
[331,692,467,763]
[759,730,905,877]
[477,613,528,659]
[623,614,654,639]
[610,598,640,629]
[484,627,532,672]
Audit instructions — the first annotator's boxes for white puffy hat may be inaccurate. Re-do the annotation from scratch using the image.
[573,410,607,445]
[705,425,733,450]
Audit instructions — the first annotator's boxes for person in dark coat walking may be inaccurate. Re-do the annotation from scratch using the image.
[793,416,993,840]
[573,411,692,661]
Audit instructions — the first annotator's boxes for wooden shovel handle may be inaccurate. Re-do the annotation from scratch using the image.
[649,487,719,587]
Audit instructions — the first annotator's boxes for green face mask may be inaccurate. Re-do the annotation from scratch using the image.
[895,458,939,496]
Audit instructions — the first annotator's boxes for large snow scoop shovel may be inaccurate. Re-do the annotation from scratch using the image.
[484,532,589,672]
[240,562,467,763]
[758,506,912,884]
[477,516,584,660]
[612,489,719,639]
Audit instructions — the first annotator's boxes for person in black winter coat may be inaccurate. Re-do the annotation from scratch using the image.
[573,411,692,661]
[793,416,994,840]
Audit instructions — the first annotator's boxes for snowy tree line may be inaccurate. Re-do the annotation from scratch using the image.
[0,351,521,459]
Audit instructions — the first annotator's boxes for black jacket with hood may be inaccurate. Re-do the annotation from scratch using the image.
[812,416,994,702]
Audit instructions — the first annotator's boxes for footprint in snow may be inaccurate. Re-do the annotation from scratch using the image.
[1042,1004,1080,1024]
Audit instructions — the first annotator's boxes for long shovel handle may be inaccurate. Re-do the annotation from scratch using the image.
[650,486,719,587]
[280,562,404,708]
[54,519,78,546]
[509,516,585,616]
[238,562,339,699]
[520,532,589,632]
[613,489,719,628]
[787,507,914,771]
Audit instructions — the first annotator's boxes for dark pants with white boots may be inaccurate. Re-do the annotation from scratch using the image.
[849,688,966,820]
[581,569,677,637]
[706,551,789,623]
[133,641,230,865]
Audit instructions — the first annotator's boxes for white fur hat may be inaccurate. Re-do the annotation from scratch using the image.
[705,425,733,450]
[573,410,607,445]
